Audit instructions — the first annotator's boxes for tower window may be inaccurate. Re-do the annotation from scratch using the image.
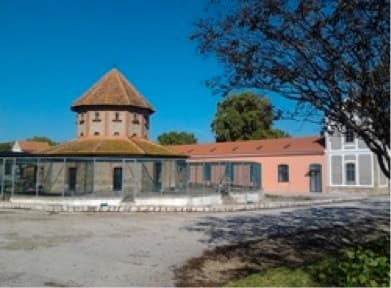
[132,113,140,124]
[79,113,85,124]
[93,112,101,122]
[113,112,122,122]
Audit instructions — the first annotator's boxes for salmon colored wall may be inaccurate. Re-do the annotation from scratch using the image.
[188,154,326,193]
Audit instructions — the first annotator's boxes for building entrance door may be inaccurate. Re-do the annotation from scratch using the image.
[309,164,322,192]
[68,167,77,192]
[113,167,123,192]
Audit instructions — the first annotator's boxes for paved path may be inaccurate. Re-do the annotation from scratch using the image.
[0,197,388,286]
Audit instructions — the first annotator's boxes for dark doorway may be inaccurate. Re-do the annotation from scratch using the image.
[154,162,162,192]
[68,167,77,191]
[309,164,322,192]
[113,167,123,191]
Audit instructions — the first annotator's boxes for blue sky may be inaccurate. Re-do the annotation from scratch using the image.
[0,0,321,143]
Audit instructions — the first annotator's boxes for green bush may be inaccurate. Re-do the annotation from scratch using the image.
[227,238,390,287]
[312,238,390,287]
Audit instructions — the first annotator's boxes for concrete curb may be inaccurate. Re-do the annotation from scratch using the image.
[0,197,367,213]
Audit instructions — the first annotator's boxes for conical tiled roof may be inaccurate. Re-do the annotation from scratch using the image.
[71,68,155,112]
[41,136,185,157]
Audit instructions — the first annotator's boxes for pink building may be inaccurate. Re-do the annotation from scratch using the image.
[171,136,326,194]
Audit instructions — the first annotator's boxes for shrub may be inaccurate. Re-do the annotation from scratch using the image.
[312,237,390,287]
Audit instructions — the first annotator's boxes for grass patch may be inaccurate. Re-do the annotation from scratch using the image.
[228,237,390,287]
[228,267,315,287]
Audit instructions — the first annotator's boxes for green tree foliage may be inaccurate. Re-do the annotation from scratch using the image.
[191,0,390,178]
[157,131,198,145]
[0,142,12,152]
[26,136,57,146]
[211,92,289,142]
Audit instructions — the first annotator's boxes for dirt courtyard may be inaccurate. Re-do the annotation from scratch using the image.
[0,197,389,286]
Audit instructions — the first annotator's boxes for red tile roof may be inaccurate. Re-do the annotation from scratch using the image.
[169,136,325,158]
[17,141,51,153]
[71,68,154,112]
[41,136,185,157]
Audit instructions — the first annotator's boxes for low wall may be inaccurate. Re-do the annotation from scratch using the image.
[10,197,122,207]
[135,194,223,207]
[230,191,260,203]
[1,195,370,213]
[10,191,263,207]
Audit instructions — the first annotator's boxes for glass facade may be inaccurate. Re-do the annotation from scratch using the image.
[0,156,262,202]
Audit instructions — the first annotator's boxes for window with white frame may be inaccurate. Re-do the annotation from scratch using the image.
[345,162,356,185]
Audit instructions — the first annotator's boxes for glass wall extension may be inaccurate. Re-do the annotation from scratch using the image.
[0,157,261,202]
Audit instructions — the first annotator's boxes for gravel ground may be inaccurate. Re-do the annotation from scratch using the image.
[0,196,388,287]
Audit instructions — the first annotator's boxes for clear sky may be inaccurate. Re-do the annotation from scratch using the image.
[0,0,321,143]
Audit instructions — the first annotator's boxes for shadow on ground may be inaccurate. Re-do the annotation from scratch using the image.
[175,200,390,287]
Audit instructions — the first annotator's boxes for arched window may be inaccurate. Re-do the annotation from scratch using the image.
[113,132,119,136]
[80,132,84,137]
[345,163,356,184]
[278,164,289,182]
[94,132,100,136]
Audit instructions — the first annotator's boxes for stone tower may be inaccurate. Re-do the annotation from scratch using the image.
[71,68,155,139]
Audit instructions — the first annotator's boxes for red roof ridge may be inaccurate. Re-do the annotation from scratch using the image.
[114,69,130,106]
[126,137,146,154]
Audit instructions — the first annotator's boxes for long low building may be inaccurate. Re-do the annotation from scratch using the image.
[170,137,326,194]
[170,132,389,195]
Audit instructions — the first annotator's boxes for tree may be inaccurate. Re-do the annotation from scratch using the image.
[26,136,57,146]
[211,92,289,142]
[191,0,390,178]
[157,131,198,145]
[0,142,12,152]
